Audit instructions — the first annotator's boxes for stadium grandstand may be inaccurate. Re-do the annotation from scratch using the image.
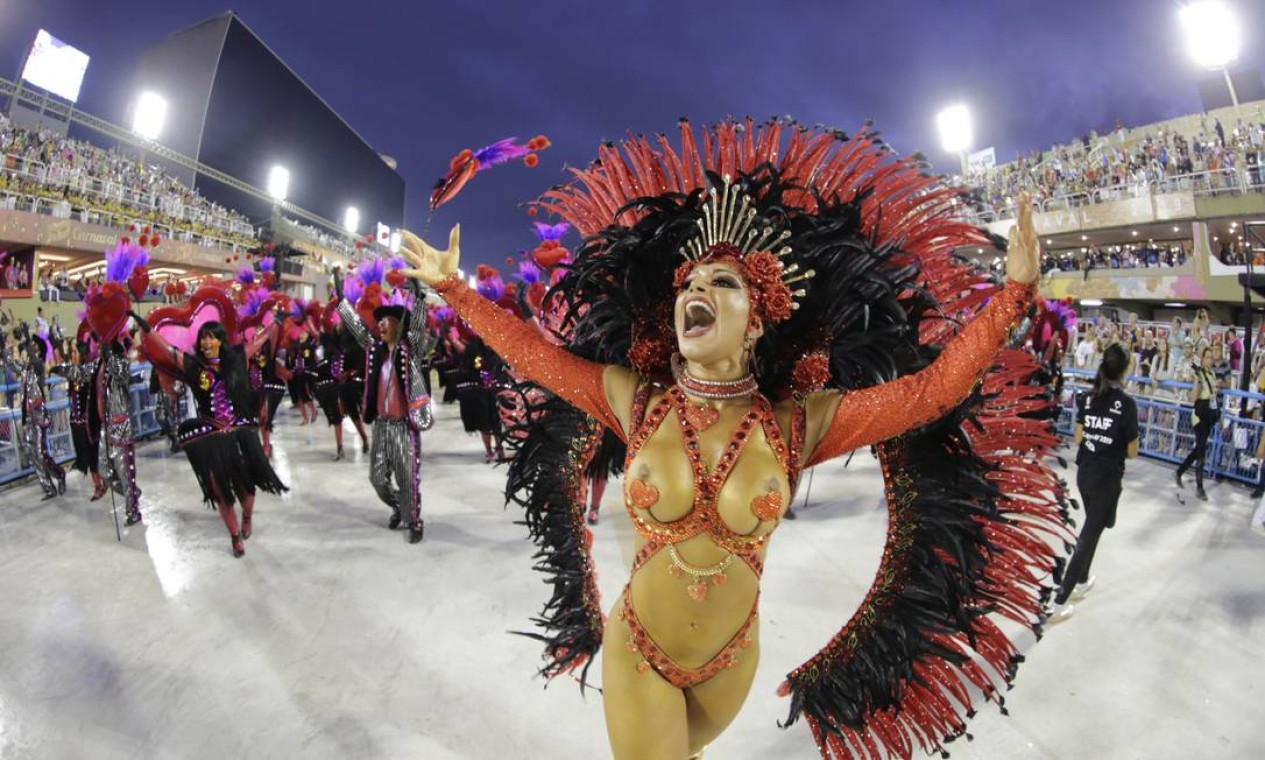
[948,97,1265,491]
[0,12,401,331]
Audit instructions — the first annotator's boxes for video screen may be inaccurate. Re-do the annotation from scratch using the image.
[20,29,90,103]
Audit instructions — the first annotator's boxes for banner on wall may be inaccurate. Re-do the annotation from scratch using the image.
[0,247,36,298]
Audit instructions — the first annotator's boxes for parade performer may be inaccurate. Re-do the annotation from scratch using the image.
[51,324,106,500]
[81,243,155,526]
[313,302,370,460]
[136,294,288,557]
[334,269,434,543]
[3,333,65,500]
[399,120,1069,759]
[239,289,288,458]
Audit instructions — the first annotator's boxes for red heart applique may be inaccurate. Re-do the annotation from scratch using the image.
[751,490,784,522]
[629,479,660,510]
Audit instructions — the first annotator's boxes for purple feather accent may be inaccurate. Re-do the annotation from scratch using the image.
[236,267,256,285]
[384,289,414,311]
[476,274,506,302]
[76,308,87,321]
[517,260,541,284]
[472,138,530,169]
[532,222,570,241]
[259,256,276,273]
[289,299,305,320]
[388,256,407,270]
[1047,300,1078,332]
[343,275,365,305]
[104,242,149,284]
[433,305,454,323]
[241,288,269,317]
[356,258,386,287]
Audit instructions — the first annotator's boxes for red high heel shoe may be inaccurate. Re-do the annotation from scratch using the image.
[230,534,245,558]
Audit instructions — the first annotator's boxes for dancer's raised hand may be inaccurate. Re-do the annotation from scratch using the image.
[398,225,461,287]
[1006,192,1041,284]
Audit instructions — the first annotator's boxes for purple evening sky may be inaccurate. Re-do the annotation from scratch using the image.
[2,0,1263,269]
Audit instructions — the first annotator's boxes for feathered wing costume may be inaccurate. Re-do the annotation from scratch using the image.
[493,119,1071,758]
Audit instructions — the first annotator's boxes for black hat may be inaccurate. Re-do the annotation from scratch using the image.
[373,304,407,322]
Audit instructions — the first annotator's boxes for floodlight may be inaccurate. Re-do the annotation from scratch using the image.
[267,166,290,202]
[132,91,167,140]
[344,206,360,233]
[936,104,972,155]
[1180,1,1241,69]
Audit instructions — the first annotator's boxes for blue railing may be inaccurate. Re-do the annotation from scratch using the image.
[1058,368,1262,486]
[0,363,176,486]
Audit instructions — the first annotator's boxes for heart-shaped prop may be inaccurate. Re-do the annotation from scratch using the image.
[128,265,150,301]
[147,286,240,357]
[83,282,131,343]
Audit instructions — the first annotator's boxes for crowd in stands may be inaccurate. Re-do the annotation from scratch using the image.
[969,111,1265,221]
[0,115,256,249]
[1066,308,1250,390]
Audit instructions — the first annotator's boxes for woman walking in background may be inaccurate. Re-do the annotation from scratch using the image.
[1175,345,1219,502]
[1050,344,1138,623]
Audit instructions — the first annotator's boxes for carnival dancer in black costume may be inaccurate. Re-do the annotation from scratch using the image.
[334,270,435,543]
[285,329,319,425]
[312,304,369,460]
[137,307,288,557]
[51,325,106,500]
[3,333,65,500]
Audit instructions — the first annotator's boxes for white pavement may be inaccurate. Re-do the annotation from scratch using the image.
[0,401,1260,759]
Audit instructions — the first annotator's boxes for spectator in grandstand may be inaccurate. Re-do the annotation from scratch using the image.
[1153,337,1170,382]
[39,269,59,302]
[1138,332,1159,379]
[1048,344,1137,623]
[1167,317,1186,378]
[1075,329,1098,368]
[1227,326,1243,376]
[1175,345,1220,501]
[1211,343,1232,388]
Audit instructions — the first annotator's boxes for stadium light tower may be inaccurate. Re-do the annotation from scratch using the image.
[267,165,290,202]
[1180,0,1243,110]
[132,92,167,141]
[936,103,973,177]
[343,206,360,234]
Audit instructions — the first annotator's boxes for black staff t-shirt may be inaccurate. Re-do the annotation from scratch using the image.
[1076,386,1138,469]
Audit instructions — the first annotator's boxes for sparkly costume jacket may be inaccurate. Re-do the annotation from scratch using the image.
[97,348,135,442]
[3,352,50,427]
[337,298,434,431]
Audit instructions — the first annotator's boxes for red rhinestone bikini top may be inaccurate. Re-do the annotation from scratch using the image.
[623,384,805,557]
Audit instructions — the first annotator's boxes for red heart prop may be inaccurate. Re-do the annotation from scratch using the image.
[84,282,131,343]
[128,265,150,301]
[147,286,240,357]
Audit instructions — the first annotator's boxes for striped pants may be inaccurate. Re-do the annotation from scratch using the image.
[369,418,422,527]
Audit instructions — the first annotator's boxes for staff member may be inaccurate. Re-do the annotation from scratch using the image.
[1050,344,1138,622]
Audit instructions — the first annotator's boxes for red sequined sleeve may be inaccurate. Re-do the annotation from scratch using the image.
[805,281,1035,467]
[434,276,625,440]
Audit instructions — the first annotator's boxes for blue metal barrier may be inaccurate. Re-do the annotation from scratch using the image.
[1060,368,1263,486]
[0,363,177,486]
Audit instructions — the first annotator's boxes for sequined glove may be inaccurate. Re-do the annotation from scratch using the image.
[410,394,434,432]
